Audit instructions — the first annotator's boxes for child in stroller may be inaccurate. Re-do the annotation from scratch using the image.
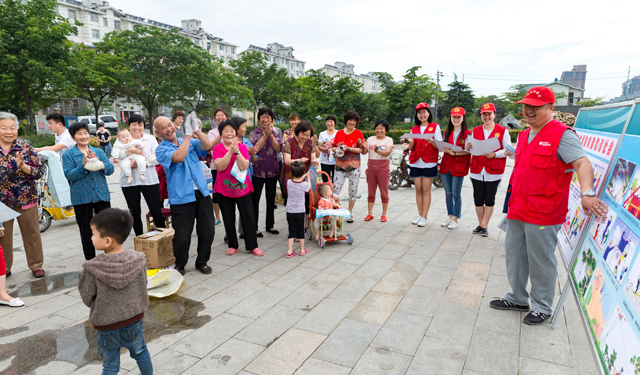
[307,170,353,247]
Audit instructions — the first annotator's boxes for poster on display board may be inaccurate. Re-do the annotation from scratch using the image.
[34,115,51,134]
[570,103,640,375]
[557,104,632,267]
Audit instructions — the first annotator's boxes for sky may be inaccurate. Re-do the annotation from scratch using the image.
[112,0,640,100]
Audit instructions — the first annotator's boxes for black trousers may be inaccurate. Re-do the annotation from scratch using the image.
[74,200,111,260]
[122,184,165,236]
[321,163,335,183]
[471,178,501,207]
[287,212,306,239]
[170,193,215,269]
[252,176,277,230]
[217,193,258,251]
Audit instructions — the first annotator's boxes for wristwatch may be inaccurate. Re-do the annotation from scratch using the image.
[233,151,239,155]
[581,189,596,197]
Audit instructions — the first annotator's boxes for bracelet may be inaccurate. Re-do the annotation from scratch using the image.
[453,151,456,156]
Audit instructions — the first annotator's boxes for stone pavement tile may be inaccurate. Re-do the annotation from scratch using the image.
[395,285,445,318]
[171,313,253,358]
[213,252,251,267]
[217,258,272,280]
[371,311,431,355]
[300,250,345,270]
[143,349,199,375]
[0,294,80,329]
[489,255,508,276]
[475,304,521,335]
[181,263,230,287]
[465,326,519,374]
[68,362,103,374]
[405,336,468,375]
[327,274,378,303]
[355,258,397,281]
[237,372,259,375]
[520,319,573,367]
[482,273,511,300]
[235,305,307,346]
[414,265,456,290]
[373,244,409,261]
[372,270,418,295]
[350,347,412,375]
[438,236,471,253]
[389,232,419,247]
[220,270,282,298]
[0,314,74,347]
[54,301,90,322]
[260,255,308,276]
[293,358,350,375]
[177,275,236,302]
[452,261,490,284]
[294,298,358,335]
[227,287,292,319]
[462,246,496,265]
[428,251,464,269]
[442,279,485,310]
[339,247,380,265]
[393,253,431,273]
[182,338,265,375]
[200,291,247,318]
[279,279,338,311]
[520,357,574,375]
[461,370,486,375]
[564,308,598,374]
[268,267,322,291]
[407,240,440,259]
[311,319,380,367]
[245,328,326,375]
[347,291,403,325]
[426,303,478,344]
[469,234,498,249]
[358,234,392,251]
[313,261,360,284]
[29,361,77,375]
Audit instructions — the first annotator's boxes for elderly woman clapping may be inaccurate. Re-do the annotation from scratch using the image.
[0,112,46,279]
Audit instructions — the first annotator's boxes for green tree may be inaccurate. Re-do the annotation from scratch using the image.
[402,67,439,119]
[476,94,510,119]
[230,51,295,126]
[373,71,406,124]
[65,45,127,126]
[580,96,605,108]
[374,67,439,125]
[443,80,475,116]
[0,0,77,134]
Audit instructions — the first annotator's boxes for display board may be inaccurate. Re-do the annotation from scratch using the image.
[570,101,640,375]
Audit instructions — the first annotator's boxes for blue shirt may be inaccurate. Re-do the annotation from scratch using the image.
[62,145,114,205]
[156,138,210,205]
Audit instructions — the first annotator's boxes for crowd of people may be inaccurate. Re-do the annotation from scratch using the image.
[0,87,608,367]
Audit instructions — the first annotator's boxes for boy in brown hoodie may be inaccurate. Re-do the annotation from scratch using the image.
[78,208,153,374]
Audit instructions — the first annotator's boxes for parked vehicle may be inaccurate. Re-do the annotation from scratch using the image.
[389,148,443,190]
[77,115,119,134]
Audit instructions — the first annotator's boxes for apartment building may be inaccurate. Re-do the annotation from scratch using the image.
[244,43,306,77]
[320,62,380,94]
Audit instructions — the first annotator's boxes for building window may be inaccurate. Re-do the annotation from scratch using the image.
[281,58,285,64]
[291,63,293,69]
[103,17,108,26]
[68,9,77,20]
[231,47,235,54]
[296,62,299,67]
[194,38,199,45]
[92,29,100,39]
[207,42,211,50]
[220,45,224,51]
[72,99,79,109]
[301,63,304,70]
[113,12,120,18]
[90,13,99,22]
[114,20,121,29]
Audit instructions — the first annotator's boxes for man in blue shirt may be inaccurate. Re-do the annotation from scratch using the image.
[154,113,214,276]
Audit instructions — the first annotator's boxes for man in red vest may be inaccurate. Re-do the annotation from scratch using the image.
[490,86,606,325]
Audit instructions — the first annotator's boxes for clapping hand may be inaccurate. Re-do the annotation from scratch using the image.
[229,142,239,155]
[362,139,369,151]
[183,114,194,136]
[189,111,200,133]
[249,146,259,156]
[15,153,24,170]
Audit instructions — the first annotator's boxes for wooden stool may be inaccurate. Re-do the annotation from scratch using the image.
[146,208,173,232]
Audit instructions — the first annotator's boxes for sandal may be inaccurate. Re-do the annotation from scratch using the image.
[197,265,212,274]
[226,248,238,256]
[299,248,308,256]
[257,232,264,238]
[285,251,297,258]
[251,248,264,257]
[380,216,388,222]
[266,228,279,235]
[239,233,245,239]
[364,215,374,221]
[347,217,354,223]
[224,236,228,244]
[32,268,45,278]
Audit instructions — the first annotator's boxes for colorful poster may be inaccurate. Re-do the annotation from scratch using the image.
[35,115,51,134]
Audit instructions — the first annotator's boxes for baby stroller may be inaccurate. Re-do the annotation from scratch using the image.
[305,170,353,248]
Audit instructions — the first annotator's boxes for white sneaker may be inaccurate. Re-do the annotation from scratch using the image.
[417,217,428,227]
[448,221,458,229]
[412,216,423,225]
[441,218,452,227]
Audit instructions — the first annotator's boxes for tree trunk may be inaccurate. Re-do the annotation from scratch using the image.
[17,76,34,135]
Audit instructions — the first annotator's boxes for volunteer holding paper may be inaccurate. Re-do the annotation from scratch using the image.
[466,103,512,237]
[440,107,472,229]
[405,103,442,227]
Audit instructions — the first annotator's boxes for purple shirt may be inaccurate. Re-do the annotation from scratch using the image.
[286,180,309,213]
[250,127,282,179]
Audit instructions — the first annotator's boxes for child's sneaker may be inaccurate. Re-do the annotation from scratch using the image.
[126,175,133,184]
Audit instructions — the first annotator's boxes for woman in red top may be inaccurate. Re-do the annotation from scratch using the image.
[439,107,471,230]
[331,111,365,223]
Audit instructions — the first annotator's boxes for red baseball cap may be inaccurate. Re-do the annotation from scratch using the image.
[480,103,496,113]
[450,107,466,116]
[415,103,430,110]
[516,86,555,106]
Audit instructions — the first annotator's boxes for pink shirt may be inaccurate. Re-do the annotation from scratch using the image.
[212,143,253,198]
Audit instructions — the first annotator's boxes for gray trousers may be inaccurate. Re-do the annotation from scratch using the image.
[504,218,561,315]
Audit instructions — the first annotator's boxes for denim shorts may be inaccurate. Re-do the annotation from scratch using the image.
[409,166,438,178]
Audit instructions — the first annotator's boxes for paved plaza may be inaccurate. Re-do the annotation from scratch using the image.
[0,151,600,374]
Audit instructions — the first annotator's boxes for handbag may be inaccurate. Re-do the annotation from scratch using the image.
[201,161,213,184]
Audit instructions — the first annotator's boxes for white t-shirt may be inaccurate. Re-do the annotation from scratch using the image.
[318,130,337,165]
[366,136,394,161]
[409,124,443,169]
[55,129,76,155]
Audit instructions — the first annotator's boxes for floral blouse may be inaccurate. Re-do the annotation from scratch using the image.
[250,127,282,179]
[280,137,313,195]
[0,140,44,209]
[282,128,296,144]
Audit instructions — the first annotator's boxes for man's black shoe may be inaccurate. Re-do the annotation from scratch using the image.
[197,265,212,275]
[489,298,530,312]
[472,225,483,234]
[523,310,550,325]
[175,267,185,276]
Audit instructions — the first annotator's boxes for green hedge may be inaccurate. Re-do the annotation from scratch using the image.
[19,134,56,148]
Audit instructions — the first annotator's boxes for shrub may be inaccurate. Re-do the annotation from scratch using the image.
[19,134,56,148]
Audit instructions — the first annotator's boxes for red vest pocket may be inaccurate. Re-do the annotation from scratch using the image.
[532,148,553,169]
[527,188,556,213]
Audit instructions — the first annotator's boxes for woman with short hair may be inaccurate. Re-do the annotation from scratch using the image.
[364,120,394,222]
[172,110,186,139]
[318,115,338,183]
[332,110,365,223]
[282,120,320,206]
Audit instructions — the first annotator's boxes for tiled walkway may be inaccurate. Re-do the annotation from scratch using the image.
[0,152,599,374]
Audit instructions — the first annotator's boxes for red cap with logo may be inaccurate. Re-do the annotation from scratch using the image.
[516,86,555,106]
[415,102,430,110]
[480,103,496,113]
[450,107,466,116]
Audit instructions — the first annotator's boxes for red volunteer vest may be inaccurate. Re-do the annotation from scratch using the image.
[469,124,507,175]
[507,119,574,225]
[408,123,439,164]
[440,129,472,177]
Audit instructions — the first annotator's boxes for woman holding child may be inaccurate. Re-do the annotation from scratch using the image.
[112,114,165,236]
